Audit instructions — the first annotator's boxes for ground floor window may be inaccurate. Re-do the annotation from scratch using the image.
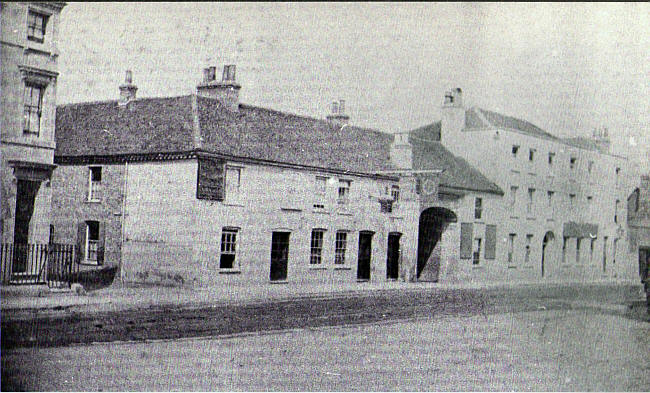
[508,234,516,264]
[310,229,325,265]
[220,228,238,269]
[335,231,348,265]
[473,238,482,265]
[525,234,533,264]
[85,221,99,263]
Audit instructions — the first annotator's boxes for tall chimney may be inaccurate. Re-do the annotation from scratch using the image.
[196,64,241,112]
[119,70,138,105]
[440,87,465,148]
[326,99,350,127]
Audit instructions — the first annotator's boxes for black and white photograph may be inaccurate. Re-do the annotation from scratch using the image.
[1,2,649,391]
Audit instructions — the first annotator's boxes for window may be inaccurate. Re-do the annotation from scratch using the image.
[474,197,483,219]
[309,229,325,265]
[473,238,482,265]
[219,228,238,269]
[85,221,100,263]
[225,166,241,198]
[525,234,533,264]
[614,199,620,223]
[569,193,576,208]
[562,236,568,264]
[391,185,400,202]
[314,176,328,210]
[529,148,535,161]
[337,179,351,204]
[88,167,102,201]
[512,145,520,157]
[548,152,555,165]
[23,83,44,135]
[615,167,621,187]
[570,157,577,170]
[527,188,535,214]
[590,237,596,263]
[547,191,554,207]
[508,234,516,264]
[613,238,619,264]
[27,10,48,43]
[334,231,347,264]
[576,238,581,264]
[510,186,518,208]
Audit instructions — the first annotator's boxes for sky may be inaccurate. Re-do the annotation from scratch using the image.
[56,2,649,171]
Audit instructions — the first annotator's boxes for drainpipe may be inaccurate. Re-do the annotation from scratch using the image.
[119,161,128,284]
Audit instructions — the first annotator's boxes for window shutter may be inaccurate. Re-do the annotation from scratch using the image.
[97,221,106,266]
[460,223,473,259]
[197,157,225,201]
[485,225,497,260]
[76,222,86,264]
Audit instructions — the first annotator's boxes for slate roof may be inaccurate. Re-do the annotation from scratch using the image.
[55,95,395,174]
[467,107,558,140]
[407,122,502,195]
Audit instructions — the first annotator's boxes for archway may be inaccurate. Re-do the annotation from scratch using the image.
[417,207,457,281]
[542,231,555,278]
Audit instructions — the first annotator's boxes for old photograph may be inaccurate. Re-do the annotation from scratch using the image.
[1,2,649,391]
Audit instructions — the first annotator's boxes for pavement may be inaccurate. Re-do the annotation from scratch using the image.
[1,277,645,316]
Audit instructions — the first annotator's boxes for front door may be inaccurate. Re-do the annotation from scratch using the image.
[387,232,401,280]
[270,232,290,281]
[357,231,373,281]
[13,179,40,273]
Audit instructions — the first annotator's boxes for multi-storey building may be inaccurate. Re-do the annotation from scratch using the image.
[628,174,650,293]
[408,88,638,283]
[1,2,66,278]
[50,66,501,287]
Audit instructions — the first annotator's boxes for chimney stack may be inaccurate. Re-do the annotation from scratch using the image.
[326,99,350,127]
[119,70,138,105]
[197,64,241,112]
[440,87,465,146]
[591,126,611,153]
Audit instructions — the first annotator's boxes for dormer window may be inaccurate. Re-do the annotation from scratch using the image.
[27,10,48,43]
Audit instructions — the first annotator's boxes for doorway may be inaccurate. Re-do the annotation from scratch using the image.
[270,232,290,281]
[541,231,555,278]
[357,231,373,281]
[386,232,401,280]
[12,179,40,273]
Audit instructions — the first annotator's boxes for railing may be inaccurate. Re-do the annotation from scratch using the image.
[1,243,77,287]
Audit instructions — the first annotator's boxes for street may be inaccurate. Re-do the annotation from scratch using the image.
[2,308,649,391]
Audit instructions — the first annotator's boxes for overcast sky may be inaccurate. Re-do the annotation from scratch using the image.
[57,2,649,170]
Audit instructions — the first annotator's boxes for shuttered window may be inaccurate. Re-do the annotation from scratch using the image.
[485,225,497,260]
[460,223,473,259]
[197,157,225,201]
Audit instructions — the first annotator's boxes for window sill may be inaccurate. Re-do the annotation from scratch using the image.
[527,172,537,176]
[218,269,241,275]
[333,266,351,271]
[526,216,536,221]
[510,169,520,174]
[337,211,353,216]
[270,280,288,284]
[474,220,485,224]
[471,264,483,269]
[281,207,303,212]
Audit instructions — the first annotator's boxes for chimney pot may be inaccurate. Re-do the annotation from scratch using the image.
[125,70,133,84]
[119,69,138,105]
[339,99,345,114]
[196,64,241,111]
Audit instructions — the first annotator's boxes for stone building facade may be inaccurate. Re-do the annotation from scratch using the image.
[1,2,66,277]
[409,88,638,283]
[627,175,650,286]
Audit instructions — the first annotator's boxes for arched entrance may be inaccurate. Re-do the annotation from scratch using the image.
[417,207,457,281]
[541,231,555,278]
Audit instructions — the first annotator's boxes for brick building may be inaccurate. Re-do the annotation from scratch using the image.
[51,66,501,287]
[627,175,650,287]
[1,2,66,279]
[409,88,638,283]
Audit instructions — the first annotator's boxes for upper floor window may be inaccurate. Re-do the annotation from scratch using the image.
[510,186,518,208]
[569,193,576,208]
[508,234,516,264]
[528,148,535,162]
[27,10,48,43]
[391,185,400,203]
[474,197,483,220]
[570,157,577,170]
[338,179,351,204]
[314,176,328,210]
[23,83,44,135]
[547,190,555,207]
[334,231,348,264]
[310,229,325,265]
[525,234,533,264]
[548,152,555,165]
[614,199,620,223]
[527,188,535,214]
[225,166,241,199]
[615,167,621,187]
[473,238,482,265]
[512,145,520,157]
[88,166,102,202]
[219,228,238,269]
